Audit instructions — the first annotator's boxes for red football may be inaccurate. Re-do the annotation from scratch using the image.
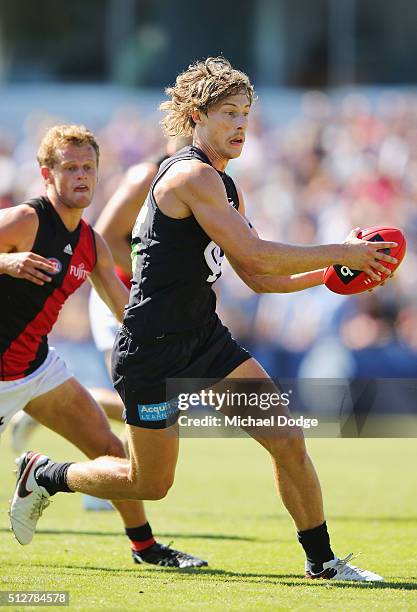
[324,226,406,295]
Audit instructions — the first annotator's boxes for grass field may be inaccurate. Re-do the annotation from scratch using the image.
[1,425,416,611]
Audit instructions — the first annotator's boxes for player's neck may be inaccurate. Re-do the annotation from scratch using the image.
[46,192,83,232]
[193,137,228,172]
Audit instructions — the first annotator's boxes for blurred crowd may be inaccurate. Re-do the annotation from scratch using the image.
[1,90,417,378]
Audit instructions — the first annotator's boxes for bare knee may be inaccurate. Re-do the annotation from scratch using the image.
[86,430,126,460]
[266,430,307,466]
[106,434,126,459]
[129,472,175,500]
[144,480,173,500]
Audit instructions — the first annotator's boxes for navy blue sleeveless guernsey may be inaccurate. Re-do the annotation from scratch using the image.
[124,146,239,339]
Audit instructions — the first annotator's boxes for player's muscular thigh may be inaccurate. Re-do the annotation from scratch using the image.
[25,378,119,459]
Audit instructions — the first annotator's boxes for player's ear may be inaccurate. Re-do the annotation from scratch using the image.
[41,166,52,183]
[191,109,203,125]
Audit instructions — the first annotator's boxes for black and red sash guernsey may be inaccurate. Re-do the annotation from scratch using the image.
[0,196,97,380]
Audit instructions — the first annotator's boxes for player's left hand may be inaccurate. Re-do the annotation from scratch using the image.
[368,272,395,292]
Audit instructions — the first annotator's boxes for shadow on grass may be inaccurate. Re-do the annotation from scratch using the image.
[0,527,262,542]
[253,515,417,523]
[5,562,416,590]
[275,579,417,590]
[137,568,417,590]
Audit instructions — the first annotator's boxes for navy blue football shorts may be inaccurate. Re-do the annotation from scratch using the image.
[111,315,251,429]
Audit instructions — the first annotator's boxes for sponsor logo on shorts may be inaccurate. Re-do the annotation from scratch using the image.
[47,258,62,274]
[137,401,178,421]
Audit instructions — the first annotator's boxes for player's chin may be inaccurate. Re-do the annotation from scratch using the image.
[72,192,92,207]
[226,145,244,159]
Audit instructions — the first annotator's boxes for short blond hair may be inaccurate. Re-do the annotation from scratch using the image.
[160,57,255,137]
[37,124,100,168]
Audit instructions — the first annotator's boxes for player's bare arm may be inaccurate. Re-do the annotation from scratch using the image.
[228,187,326,293]
[229,254,325,293]
[95,163,156,275]
[171,162,397,281]
[88,231,129,322]
[0,205,55,285]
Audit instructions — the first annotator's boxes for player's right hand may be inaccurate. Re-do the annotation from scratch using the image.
[2,252,55,285]
[343,228,398,282]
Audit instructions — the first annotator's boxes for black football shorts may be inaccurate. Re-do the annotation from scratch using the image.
[111,315,251,429]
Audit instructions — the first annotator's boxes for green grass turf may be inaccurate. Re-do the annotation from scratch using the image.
[0,425,416,611]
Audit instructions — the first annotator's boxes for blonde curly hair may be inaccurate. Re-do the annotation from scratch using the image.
[160,57,254,137]
[37,124,100,168]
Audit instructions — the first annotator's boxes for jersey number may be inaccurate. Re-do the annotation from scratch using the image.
[204,241,224,283]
